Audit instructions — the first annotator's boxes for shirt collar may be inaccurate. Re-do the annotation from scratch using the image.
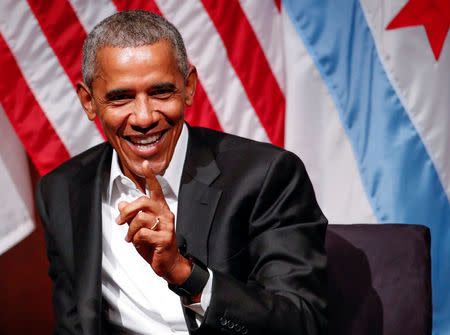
[106,123,189,201]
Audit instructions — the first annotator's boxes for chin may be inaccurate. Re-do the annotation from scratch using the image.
[134,161,166,177]
[147,162,167,176]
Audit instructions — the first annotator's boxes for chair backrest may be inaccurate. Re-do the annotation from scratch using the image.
[325,224,432,335]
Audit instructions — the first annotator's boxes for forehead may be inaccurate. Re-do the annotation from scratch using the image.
[93,41,180,83]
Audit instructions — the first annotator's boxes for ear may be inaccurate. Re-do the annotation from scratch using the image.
[76,81,97,121]
[184,66,197,107]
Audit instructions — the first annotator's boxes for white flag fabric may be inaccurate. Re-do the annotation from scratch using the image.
[0,0,448,333]
[0,104,34,254]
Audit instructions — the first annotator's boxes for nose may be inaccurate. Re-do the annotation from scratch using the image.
[130,95,159,133]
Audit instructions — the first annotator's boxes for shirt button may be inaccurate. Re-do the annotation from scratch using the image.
[227,321,235,329]
[219,317,227,326]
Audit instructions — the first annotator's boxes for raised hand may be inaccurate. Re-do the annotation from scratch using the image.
[116,160,191,285]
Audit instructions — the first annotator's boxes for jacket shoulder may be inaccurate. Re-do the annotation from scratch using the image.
[189,126,286,157]
[37,142,111,191]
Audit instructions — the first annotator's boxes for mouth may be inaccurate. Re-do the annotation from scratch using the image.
[125,130,168,152]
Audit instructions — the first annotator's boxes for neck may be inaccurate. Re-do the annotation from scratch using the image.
[119,161,147,194]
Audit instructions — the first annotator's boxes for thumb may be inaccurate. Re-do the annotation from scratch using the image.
[142,160,164,199]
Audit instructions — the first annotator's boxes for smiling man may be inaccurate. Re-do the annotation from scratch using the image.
[36,10,328,335]
[79,41,194,186]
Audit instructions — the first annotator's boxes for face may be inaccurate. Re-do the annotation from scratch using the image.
[77,41,197,189]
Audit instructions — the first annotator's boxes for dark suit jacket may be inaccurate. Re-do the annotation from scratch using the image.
[36,126,328,335]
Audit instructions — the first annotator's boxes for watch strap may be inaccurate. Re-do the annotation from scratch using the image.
[168,255,210,297]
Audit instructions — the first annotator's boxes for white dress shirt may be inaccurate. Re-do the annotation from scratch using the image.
[101,124,212,334]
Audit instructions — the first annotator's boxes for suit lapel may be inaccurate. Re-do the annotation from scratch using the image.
[71,143,112,335]
[177,127,222,265]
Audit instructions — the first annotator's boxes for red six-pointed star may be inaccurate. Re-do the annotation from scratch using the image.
[386,0,450,60]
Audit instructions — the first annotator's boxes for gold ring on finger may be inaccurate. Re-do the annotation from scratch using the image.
[150,217,160,230]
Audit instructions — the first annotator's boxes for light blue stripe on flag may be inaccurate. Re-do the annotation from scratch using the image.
[283,0,450,334]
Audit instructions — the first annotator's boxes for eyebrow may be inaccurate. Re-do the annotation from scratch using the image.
[104,88,132,100]
[150,82,176,90]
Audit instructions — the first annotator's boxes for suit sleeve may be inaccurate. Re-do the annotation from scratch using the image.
[36,178,82,335]
[197,150,328,335]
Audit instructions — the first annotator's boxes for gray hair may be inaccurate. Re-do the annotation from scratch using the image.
[82,10,189,89]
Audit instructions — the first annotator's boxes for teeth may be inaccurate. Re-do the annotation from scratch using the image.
[133,133,162,145]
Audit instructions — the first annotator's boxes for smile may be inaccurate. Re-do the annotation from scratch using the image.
[125,130,167,151]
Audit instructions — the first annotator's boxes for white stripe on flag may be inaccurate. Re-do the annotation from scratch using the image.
[0,104,34,255]
[0,0,103,157]
[69,0,117,33]
[282,7,376,224]
[155,0,270,142]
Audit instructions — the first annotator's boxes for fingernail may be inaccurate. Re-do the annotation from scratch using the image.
[115,216,121,224]
[125,235,130,242]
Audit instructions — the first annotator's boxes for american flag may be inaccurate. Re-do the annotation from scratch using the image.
[0,0,449,333]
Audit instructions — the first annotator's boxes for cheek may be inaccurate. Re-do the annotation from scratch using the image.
[164,100,185,123]
[98,109,129,135]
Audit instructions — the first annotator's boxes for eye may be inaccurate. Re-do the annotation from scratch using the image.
[110,94,133,101]
[150,89,173,99]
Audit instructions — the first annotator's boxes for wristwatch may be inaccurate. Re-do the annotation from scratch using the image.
[168,254,210,298]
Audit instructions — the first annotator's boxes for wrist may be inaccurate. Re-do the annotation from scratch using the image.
[166,254,192,285]
[168,254,210,299]
[183,291,202,304]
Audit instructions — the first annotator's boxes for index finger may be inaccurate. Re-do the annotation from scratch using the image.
[142,160,164,200]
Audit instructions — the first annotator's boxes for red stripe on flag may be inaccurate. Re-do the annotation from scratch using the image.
[0,34,70,175]
[201,0,285,147]
[112,0,162,15]
[186,82,222,131]
[26,0,105,137]
[274,0,281,12]
[26,0,84,85]
[112,0,223,131]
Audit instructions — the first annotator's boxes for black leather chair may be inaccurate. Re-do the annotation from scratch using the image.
[325,224,432,335]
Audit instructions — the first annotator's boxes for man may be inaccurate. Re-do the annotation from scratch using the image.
[36,10,327,335]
